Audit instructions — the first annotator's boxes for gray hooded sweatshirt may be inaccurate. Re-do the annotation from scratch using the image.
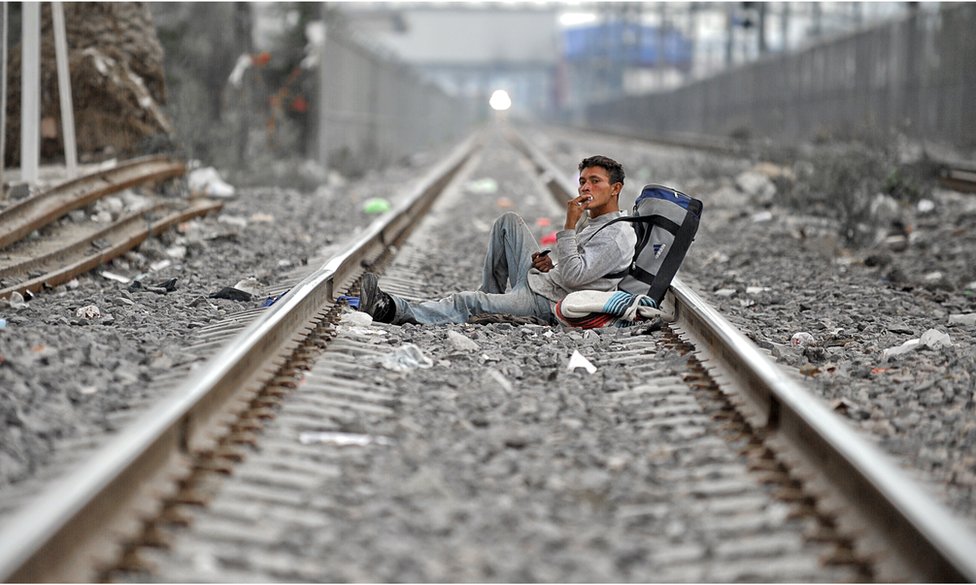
[527,210,637,303]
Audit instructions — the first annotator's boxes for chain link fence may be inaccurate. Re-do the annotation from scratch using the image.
[578,4,976,152]
[316,18,482,177]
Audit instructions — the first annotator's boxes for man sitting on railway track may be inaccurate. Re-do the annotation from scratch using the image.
[359,155,637,326]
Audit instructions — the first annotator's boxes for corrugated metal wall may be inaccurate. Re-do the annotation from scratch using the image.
[583,4,976,150]
[316,23,481,175]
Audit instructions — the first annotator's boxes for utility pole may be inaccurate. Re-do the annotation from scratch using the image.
[757,3,768,55]
[657,2,667,90]
[234,2,252,166]
[21,2,41,186]
[0,2,8,195]
[811,2,823,40]
[316,4,330,173]
[52,2,77,179]
[687,3,698,80]
[725,3,735,67]
[780,2,790,52]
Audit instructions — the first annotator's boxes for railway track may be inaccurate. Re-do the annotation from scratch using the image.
[511,130,976,581]
[574,123,976,198]
[0,156,220,299]
[938,163,976,194]
[1,129,974,582]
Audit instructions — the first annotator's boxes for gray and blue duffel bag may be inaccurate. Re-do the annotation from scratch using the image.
[554,184,703,328]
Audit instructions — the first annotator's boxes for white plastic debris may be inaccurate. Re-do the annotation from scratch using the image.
[233,277,261,296]
[714,288,737,298]
[447,330,479,352]
[746,286,770,295]
[790,332,815,348]
[567,349,597,374]
[339,311,375,327]
[920,328,953,349]
[227,53,252,88]
[100,271,131,284]
[8,291,27,309]
[916,198,936,214]
[466,177,499,194]
[923,271,944,282]
[150,259,172,272]
[751,210,773,223]
[342,325,388,338]
[166,245,187,259]
[298,431,393,447]
[249,212,274,223]
[303,21,325,67]
[734,170,776,202]
[66,279,80,289]
[79,385,99,395]
[869,193,901,225]
[883,328,953,360]
[882,338,922,361]
[381,343,433,372]
[188,167,236,198]
[101,196,124,219]
[92,210,112,223]
[217,215,248,228]
[948,313,976,327]
[76,304,101,320]
[83,47,113,76]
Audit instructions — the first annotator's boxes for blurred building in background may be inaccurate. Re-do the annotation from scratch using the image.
[5,2,952,182]
[339,2,920,118]
[338,4,561,117]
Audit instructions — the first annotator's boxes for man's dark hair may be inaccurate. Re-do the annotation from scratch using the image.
[579,155,625,186]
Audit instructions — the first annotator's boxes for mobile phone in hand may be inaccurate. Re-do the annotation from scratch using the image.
[537,249,551,257]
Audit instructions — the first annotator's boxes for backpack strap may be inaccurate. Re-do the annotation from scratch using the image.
[578,214,635,280]
[646,209,699,302]
[587,211,697,298]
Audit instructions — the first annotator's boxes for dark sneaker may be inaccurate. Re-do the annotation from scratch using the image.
[358,272,394,323]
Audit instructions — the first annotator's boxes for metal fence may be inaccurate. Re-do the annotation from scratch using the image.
[316,21,482,175]
[582,4,976,151]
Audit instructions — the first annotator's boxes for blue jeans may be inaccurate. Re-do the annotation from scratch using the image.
[390,212,555,325]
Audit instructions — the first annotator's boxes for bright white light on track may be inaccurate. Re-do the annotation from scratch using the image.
[559,12,596,27]
[489,89,512,111]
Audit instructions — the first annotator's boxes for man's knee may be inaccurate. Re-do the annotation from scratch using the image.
[493,211,523,231]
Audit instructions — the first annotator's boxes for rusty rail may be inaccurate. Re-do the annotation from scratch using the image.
[0,198,222,300]
[938,165,976,194]
[0,155,186,250]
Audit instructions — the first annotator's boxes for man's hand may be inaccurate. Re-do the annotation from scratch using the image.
[565,194,592,229]
[531,249,553,272]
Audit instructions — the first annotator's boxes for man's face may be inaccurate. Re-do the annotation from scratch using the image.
[578,166,620,212]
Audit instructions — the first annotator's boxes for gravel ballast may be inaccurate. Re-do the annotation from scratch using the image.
[2,120,975,555]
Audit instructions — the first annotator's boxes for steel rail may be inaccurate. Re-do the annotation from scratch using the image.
[0,154,186,250]
[0,198,222,300]
[938,165,976,194]
[0,134,478,583]
[508,126,976,582]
